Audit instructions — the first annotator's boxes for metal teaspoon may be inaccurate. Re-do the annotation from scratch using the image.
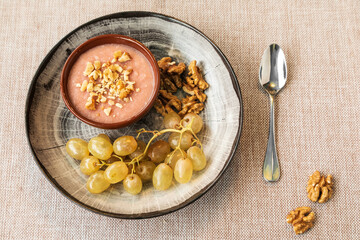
[259,44,287,182]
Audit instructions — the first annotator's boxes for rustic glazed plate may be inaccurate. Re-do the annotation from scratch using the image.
[26,11,243,218]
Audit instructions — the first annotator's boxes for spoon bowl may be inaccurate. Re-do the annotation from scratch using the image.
[259,44,287,95]
[259,44,287,182]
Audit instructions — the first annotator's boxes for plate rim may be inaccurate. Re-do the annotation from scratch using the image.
[25,11,243,219]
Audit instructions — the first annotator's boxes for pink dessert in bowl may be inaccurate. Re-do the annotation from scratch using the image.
[60,35,160,129]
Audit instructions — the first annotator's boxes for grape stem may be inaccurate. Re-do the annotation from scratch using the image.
[109,117,202,172]
[97,160,110,168]
[130,117,201,167]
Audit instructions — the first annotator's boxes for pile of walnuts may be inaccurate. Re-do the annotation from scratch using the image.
[286,171,334,235]
[154,57,209,117]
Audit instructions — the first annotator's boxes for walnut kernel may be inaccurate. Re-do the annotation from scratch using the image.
[306,171,333,203]
[286,207,315,235]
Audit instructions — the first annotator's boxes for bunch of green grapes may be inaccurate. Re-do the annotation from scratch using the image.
[65,112,206,195]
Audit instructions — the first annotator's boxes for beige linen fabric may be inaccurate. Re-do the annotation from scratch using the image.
[0,0,359,239]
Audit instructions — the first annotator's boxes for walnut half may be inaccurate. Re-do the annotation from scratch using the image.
[306,171,333,203]
[286,207,315,235]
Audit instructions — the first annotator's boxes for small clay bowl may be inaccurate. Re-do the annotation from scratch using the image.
[60,34,160,129]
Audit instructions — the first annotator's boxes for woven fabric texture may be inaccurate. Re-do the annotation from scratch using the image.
[0,0,359,239]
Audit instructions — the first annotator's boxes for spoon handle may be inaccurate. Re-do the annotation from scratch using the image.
[263,95,280,182]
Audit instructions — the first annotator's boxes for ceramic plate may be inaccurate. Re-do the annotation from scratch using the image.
[25,11,243,218]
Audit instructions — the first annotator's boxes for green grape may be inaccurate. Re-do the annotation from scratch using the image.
[66,138,89,160]
[129,140,147,160]
[165,149,187,169]
[182,113,203,133]
[104,161,128,184]
[147,140,171,163]
[168,132,194,150]
[113,136,137,156]
[152,163,173,190]
[163,111,181,129]
[86,171,110,194]
[174,158,193,184]
[135,161,156,182]
[123,174,142,195]
[187,146,206,171]
[97,133,111,142]
[88,136,113,160]
[80,156,100,175]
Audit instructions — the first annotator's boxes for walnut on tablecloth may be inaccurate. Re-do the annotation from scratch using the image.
[155,57,209,117]
[306,171,334,203]
[286,207,315,235]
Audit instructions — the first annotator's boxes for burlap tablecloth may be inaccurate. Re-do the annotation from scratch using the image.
[1,1,359,239]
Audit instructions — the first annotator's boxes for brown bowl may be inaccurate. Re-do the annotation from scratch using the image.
[60,34,160,129]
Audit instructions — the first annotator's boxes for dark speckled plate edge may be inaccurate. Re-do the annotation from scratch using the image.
[25,11,243,219]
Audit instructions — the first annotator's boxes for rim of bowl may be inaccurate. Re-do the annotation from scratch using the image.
[25,11,243,219]
[60,34,160,129]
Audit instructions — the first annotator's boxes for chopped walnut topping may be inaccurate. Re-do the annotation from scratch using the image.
[104,107,111,116]
[84,62,94,76]
[86,82,94,92]
[119,89,131,99]
[123,69,132,76]
[89,70,100,80]
[76,50,138,116]
[85,97,95,110]
[93,84,101,92]
[80,80,88,92]
[113,64,123,73]
[100,96,107,103]
[94,61,101,70]
[113,50,122,58]
[89,92,97,97]
[118,52,131,62]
